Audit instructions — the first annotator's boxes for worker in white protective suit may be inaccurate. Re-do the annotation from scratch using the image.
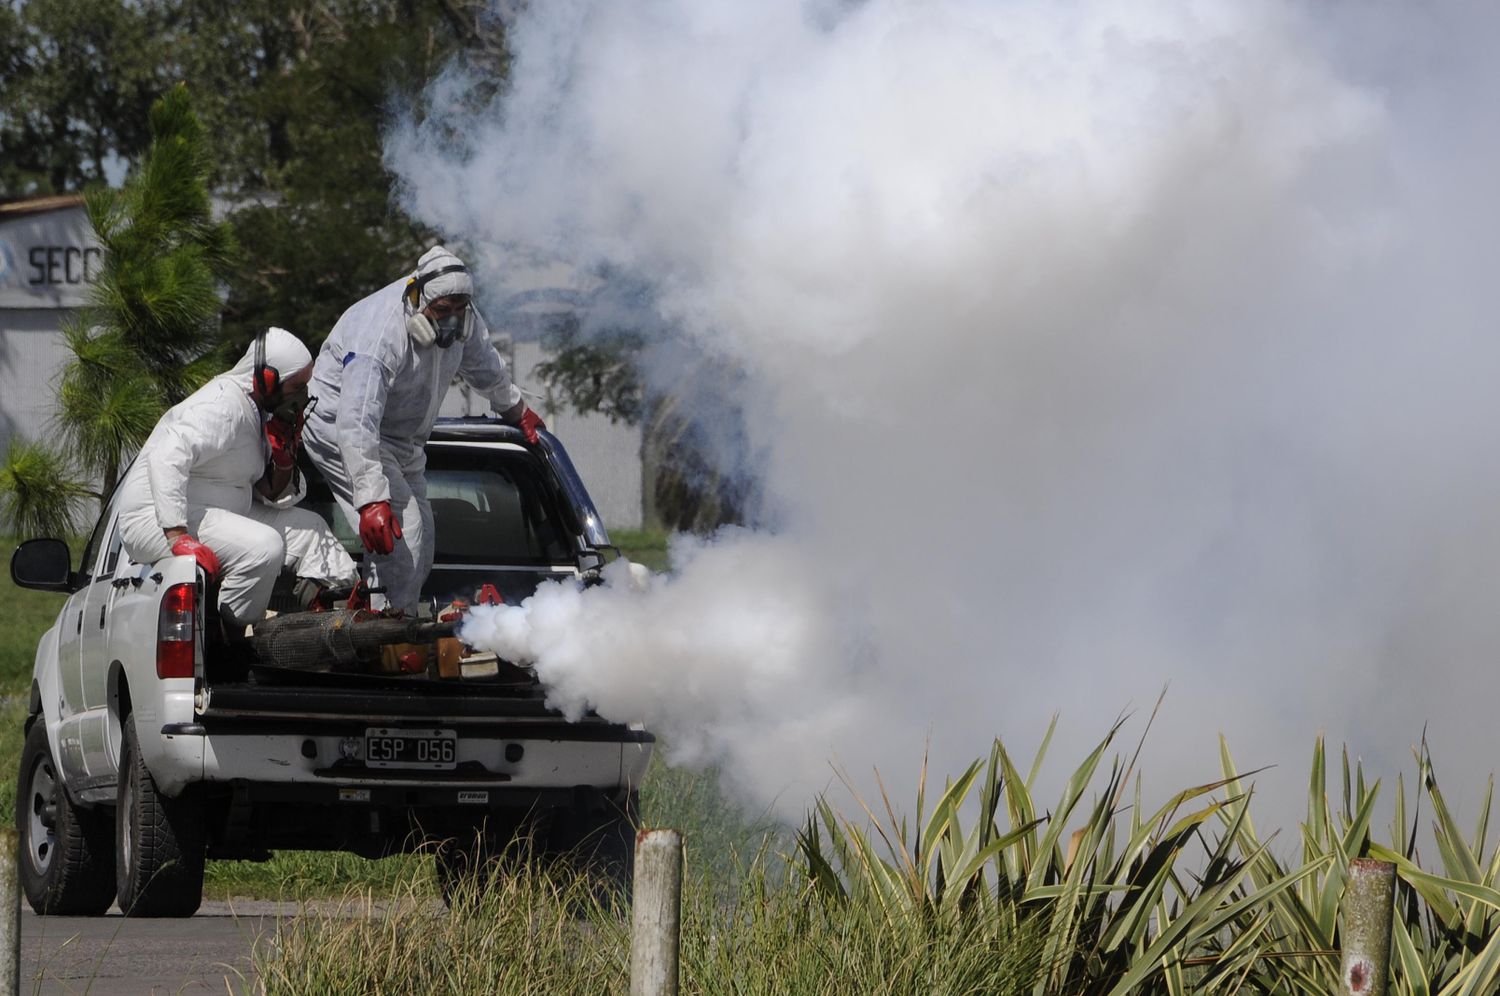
[117,328,359,628]
[302,245,545,614]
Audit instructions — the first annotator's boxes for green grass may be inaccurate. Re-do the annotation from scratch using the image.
[258,862,628,994]
[0,698,29,830]
[205,850,433,901]
[610,525,671,572]
[256,854,1053,996]
[0,536,78,694]
[640,749,787,889]
[0,536,76,833]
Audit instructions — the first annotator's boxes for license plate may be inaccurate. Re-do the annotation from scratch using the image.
[364,728,457,770]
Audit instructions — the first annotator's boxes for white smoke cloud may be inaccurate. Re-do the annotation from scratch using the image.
[458,535,870,806]
[397,0,1500,829]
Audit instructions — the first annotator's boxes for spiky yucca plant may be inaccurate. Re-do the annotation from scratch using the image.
[1373,747,1500,995]
[796,720,1500,996]
[795,711,1327,996]
[1208,736,1500,995]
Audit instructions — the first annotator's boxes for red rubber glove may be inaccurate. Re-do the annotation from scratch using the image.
[518,407,546,445]
[265,415,301,470]
[170,535,221,580]
[358,500,403,555]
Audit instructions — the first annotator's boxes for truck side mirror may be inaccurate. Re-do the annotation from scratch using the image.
[576,549,606,576]
[10,539,75,593]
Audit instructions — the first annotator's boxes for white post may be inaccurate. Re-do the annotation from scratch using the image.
[1341,857,1395,996]
[630,828,682,996]
[0,827,18,996]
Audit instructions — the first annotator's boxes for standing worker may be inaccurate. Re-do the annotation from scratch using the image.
[117,328,359,629]
[302,245,545,614]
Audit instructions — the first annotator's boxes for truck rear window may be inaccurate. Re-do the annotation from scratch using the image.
[426,465,572,564]
[303,453,575,566]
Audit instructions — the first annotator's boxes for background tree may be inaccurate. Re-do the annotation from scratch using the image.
[206,1,509,351]
[0,0,505,351]
[536,320,754,533]
[0,0,169,195]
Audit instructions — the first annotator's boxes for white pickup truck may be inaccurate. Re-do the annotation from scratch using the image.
[9,419,652,917]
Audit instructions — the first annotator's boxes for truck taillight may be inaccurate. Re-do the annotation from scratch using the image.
[157,582,196,679]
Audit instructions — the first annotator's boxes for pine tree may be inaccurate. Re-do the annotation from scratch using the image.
[56,84,236,494]
[0,440,94,540]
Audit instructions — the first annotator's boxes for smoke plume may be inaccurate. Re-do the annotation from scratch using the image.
[390,0,1500,827]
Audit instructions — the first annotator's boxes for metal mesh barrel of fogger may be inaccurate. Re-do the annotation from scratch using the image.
[249,611,458,669]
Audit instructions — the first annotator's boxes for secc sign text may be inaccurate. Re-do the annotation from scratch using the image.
[0,201,102,309]
[26,245,103,287]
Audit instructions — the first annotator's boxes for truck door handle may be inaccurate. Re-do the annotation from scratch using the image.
[75,611,82,635]
[97,605,106,629]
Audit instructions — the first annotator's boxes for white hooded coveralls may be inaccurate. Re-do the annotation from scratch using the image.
[117,329,358,626]
[302,252,524,613]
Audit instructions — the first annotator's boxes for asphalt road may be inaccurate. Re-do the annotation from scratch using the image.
[21,901,277,995]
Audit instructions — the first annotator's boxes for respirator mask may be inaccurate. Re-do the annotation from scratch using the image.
[406,301,473,349]
[272,391,314,423]
[405,259,474,349]
[433,308,469,348]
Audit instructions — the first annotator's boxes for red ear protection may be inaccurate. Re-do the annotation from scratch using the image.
[251,331,280,402]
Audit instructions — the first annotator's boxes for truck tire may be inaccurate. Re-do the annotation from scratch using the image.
[115,718,205,917]
[545,790,638,908]
[433,819,529,908]
[16,721,116,915]
[434,832,496,908]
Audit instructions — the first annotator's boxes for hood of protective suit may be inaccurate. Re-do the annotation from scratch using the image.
[225,327,313,391]
[410,245,473,306]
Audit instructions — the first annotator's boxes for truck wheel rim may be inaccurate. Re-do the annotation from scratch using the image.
[26,756,57,876]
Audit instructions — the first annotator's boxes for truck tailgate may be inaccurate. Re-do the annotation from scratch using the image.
[197,681,641,739]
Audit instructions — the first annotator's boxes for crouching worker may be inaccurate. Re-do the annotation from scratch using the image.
[117,327,358,631]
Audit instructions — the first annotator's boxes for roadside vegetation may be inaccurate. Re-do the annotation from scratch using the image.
[259,854,1052,995]
[256,722,1500,995]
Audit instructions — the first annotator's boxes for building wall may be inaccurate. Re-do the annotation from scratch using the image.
[0,309,71,458]
[0,199,94,460]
